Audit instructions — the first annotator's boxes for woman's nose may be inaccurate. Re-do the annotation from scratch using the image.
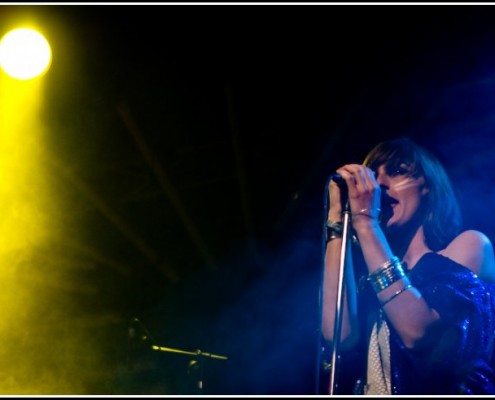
[376,173,388,188]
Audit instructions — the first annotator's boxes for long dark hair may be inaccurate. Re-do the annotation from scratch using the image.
[364,137,462,251]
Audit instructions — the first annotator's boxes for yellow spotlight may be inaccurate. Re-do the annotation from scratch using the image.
[0,28,52,80]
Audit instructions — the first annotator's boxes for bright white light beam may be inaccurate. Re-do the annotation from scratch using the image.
[0,28,52,80]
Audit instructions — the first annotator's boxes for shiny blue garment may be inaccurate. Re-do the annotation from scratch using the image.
[388,252,495,394]
[334,251,495,395]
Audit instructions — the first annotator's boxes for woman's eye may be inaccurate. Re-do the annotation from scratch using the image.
[389,166,409,176]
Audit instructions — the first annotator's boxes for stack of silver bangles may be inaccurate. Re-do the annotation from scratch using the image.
[367,256,409,293]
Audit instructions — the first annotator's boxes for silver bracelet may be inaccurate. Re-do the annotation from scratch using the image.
[380,283,413,307]
[367,257,406,293]
[351,208,381,219]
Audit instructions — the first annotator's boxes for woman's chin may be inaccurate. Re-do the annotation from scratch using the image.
[384,217,403,233]
[382,214,396,229]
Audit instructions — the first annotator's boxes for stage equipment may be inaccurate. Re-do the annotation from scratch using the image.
[128,317,228,394]
[152,344,228,394]
[317,173,351,395]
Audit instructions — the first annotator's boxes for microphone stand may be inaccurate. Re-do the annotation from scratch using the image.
[317,175,350,395]
[151,345,228,394]
[128,317,228,394]
[328,200,351,395]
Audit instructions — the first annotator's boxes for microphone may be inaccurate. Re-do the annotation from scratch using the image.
[328,173,349,211]
[330,173,344,187]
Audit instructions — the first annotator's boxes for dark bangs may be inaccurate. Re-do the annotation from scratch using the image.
[363,138,424,179]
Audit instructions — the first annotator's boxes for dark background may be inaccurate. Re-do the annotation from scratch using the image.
[2,3,495,395]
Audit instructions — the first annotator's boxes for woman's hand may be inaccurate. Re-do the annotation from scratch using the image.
[335,164,381,224]
[327,176,345,222]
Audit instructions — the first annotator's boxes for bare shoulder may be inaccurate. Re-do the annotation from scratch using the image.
[440,230,495,282]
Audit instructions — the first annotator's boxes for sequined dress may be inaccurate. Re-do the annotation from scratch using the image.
[335,252,495,395]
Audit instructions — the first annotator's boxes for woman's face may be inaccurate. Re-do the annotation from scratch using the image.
[376,162,428,229]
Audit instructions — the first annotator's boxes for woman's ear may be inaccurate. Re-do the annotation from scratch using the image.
[421,185,429,196]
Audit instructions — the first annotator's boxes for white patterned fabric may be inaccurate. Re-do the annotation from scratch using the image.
[364,311,392,395]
